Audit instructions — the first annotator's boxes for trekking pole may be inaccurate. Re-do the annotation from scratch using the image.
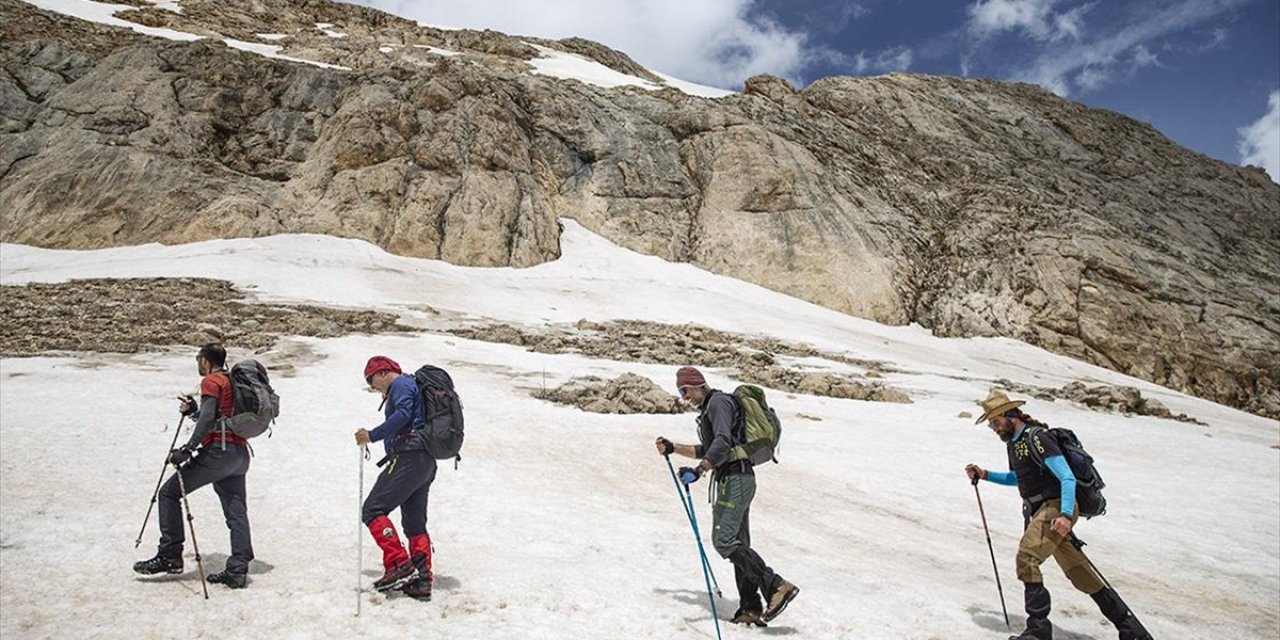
[972,478,1010,629]
[664,456,722,597]
[356,444,368,617]
[680,480,723,640]
[1070,535,1154,638]
[173,462,209,600]
[135,416,185,548]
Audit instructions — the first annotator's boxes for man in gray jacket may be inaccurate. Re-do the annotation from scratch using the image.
[656,366,799,627]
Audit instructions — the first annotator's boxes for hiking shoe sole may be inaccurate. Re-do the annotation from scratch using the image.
[763,585,799,622]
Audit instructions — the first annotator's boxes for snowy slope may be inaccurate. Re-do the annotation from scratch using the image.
[1,221,1277,639]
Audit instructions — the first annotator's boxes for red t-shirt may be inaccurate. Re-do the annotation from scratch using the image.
[199,371,245,447]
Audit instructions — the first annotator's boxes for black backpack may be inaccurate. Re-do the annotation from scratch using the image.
[1027,425,1107,518]
[220,360,280,439]
[413,365,465,467]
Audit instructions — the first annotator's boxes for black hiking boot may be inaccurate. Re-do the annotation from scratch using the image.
[730,608,767,627]
[1008,618,1052,640]
[133,555,183,575]
[206,570,247,589]
[763,580,799,622]
[1091,588,1153,640]
[373,561,416,592]
[1011,582,1053,639]
[400,576,432,601]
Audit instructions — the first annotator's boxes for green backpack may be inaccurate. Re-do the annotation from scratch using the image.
[728,385,782,465]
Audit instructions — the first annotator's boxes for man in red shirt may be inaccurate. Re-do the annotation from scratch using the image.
[133,344,255,589]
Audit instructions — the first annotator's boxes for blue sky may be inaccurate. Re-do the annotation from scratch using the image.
[358,0,1278,179]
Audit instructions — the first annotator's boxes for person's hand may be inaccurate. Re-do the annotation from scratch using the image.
[678,466,703,485]
[655,437,674,456]
[177,395,197,417]
[355,428,372,446]
[1050,515,1073,538]
[965,464,986,484]
[168,445,193,466]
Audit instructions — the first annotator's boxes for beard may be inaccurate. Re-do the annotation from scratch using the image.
[996,422,1016,442]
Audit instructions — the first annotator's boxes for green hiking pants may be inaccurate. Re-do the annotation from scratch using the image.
[712,473,756,558]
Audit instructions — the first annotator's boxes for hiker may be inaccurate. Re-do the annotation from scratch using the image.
[655,366,799,627]
[133,343,254,589]
[355,355,436,601]
[965,391,1152,640]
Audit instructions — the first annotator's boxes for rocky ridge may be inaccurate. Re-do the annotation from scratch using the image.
[0,277,407,355]
[2,0,1277,417]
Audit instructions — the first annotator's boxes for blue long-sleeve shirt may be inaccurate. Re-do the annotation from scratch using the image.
[368,375,425,456]
[985,425,1077,518]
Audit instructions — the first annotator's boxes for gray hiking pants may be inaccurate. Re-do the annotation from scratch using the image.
[712,472,780,612]
[157,443,253,574]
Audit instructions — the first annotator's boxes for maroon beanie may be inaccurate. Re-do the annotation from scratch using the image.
[363,355,401,382]
[675,366,706,388]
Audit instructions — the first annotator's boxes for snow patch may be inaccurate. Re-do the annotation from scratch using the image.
[413,44,462,57]
[141,0,182,14]
[524,43,731,98]
[525,42,663,91]
[316,22,348,38]
[224,39,350,70]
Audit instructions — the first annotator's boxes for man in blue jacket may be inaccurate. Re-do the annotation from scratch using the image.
[965,392,1151,640]
[355,356,436,601]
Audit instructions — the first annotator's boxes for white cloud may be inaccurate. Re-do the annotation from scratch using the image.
[853,46,914,75]
[1131,44,1159,68]
[998,0,1249,96]
[1238,90,1280,182]
[1204,26,1228,49]
[967,0,1087,42]
[343,0,823,89]
[1074,65,1110,90]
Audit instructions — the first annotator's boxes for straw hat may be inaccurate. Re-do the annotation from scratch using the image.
[975,390,1025,424]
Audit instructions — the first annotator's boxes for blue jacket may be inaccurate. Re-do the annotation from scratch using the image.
[369,375,426,456]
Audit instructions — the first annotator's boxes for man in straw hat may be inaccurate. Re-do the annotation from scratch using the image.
[655,366,799,627]
[965,391,1151,640]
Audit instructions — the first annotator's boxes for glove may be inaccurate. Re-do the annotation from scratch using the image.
[678,466,703,485]
[178,395,197,417]
[656,437,674,456]
[169,445,194,466]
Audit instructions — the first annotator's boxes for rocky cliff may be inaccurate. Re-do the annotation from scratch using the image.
[2,0,1278,417]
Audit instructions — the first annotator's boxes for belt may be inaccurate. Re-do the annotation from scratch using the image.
[717,459,753,477]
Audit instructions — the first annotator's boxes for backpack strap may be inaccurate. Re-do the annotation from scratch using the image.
[1025,425,1049,470]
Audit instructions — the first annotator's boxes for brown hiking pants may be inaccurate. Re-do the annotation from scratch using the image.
[1016,500,1105,593]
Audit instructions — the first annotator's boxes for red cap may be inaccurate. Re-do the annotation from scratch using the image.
[675,366,706,388]
[363,356,401,382]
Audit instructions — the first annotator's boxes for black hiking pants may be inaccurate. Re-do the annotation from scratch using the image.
[361,449,438,536]
[157,442,253,574]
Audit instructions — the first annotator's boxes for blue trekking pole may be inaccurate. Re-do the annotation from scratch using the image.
[664,456,722,597]
[664,456,722,640]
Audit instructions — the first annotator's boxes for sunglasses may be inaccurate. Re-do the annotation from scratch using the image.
[677,385,697,397]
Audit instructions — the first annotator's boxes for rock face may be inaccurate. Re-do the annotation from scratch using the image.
[2,0,1278,417]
